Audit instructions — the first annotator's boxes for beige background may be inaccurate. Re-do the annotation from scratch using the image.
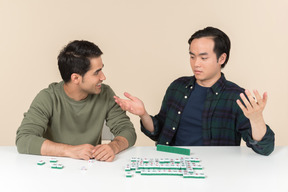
[0,0,287,146]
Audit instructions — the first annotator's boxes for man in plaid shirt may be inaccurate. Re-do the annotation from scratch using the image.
[114,27,275,155]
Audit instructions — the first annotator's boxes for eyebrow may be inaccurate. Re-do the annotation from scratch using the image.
[189,51,208,56]
[94,64,104,74]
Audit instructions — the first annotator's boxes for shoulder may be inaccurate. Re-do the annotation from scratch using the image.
[224,79,245,94]
[221,79,245,101]
[88,84,116,104]
[100,83,112,91]
[27,82,63,114]
[32,82,63,104]
[99,84,115,96]
[37,82,61,97]
[162,76,194,100]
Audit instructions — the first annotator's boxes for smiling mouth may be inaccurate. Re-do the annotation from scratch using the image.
[96,83,102,88]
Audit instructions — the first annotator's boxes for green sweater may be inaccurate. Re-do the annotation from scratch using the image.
[16,82,136,155]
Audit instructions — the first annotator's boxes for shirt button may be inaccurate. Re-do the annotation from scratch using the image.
[184,96,188,99]
[166,142,169,145]
[172,127,176,130]
[190,86,193,89]
[178,111,181,114]
[216,92,218,95]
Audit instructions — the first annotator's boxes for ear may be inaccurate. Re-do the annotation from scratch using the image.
[70,73,81,84]
[218,53,227,65]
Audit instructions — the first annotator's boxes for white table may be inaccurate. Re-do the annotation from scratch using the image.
[0,146,287,192]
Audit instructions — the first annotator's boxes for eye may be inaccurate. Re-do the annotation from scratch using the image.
[94,69,102,76]
[202,57,208,60]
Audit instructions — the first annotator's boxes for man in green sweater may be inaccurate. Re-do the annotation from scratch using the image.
[16,40,136,161]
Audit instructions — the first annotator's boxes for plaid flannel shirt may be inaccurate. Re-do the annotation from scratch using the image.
[141,73,275,155]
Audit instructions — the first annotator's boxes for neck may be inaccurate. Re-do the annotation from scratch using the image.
[196,73,221,87]
[63,83,88,101]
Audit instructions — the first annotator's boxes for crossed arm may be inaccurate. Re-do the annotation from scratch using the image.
[41,136,129,162]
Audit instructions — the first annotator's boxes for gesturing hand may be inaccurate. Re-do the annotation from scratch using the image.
[114,92,146,116]
[236,89,267,122]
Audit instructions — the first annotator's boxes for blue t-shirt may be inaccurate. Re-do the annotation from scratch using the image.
[173,82,208,146]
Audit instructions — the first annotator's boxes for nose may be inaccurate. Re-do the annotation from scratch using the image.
[190,57,201,68]
[194,58,201,67]
[100,71,106,81]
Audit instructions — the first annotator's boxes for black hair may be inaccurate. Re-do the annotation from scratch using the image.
[57,40,103,82]
[188,27,231,68]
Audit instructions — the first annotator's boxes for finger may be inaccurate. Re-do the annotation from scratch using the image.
[115,101,129,111]
[85,151,94,160]
[253,90,263,106]
[88,151,94,159]
[105,155,114,162]
[124,92,135,101]
[114,96,124,104]
[114,96,120,102]
[253,90,261,102]
[244,90,257,108]
[99,152,112,161]
[83,154,92,160]
[258,92,268,106]
[79,147,94,160]
[92,145,105,157]
[240,93,252,110]
[236,99,247,113]
[262,91,268,104]
[119,101,130,111]
[93,144,102,151]
[81,151,92,160]
[95,150,108,161]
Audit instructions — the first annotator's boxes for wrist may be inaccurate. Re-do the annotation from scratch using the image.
[108,141,119,154]
[249,115,265,126]
[108,136,129,154]
[249,115,267,142]
[139,111,149,119]
[63,144,73,158]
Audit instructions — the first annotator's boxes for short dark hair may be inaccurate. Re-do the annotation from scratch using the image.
[57,40,103,82]
[188,27,231,68]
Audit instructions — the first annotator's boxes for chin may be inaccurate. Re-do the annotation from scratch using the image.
[194,75,204,80]
[95,89,101,94]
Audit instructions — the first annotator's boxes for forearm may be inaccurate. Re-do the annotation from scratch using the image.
[41,140,96,160]
[41,140,71,157]
[140,112,154,133]
[249,125,275,156]
[250,115,267,141]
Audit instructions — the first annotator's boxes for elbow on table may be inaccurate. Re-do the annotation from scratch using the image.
[16,139,29,154]
[15,135,43,155]
[252,143,275,156]
[15,134,33,154]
